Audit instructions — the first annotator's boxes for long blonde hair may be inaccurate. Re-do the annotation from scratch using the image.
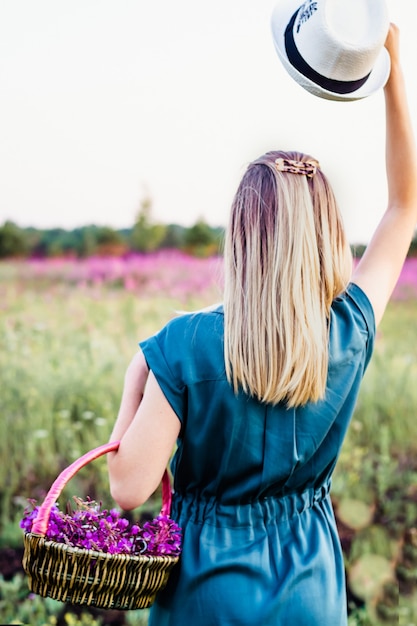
[223,150,351,407]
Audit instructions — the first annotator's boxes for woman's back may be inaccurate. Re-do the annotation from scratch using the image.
[141,284,374,502]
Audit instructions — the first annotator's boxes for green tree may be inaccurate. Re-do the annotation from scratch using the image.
[0,221,29,258]
[159,224,187,249]
[32,228,70,257]
[184,218,222,257]
[72,226,97,257]
[130,196,166,252]
[94,226,127,255]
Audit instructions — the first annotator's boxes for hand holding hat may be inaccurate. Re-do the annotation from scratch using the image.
[271,0,391,101]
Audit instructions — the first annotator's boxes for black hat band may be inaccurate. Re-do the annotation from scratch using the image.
[284,9,371,95]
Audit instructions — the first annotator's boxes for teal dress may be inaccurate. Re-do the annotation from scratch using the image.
[139,283,375,626]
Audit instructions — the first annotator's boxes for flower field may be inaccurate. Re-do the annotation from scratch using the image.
[0,252,416,626]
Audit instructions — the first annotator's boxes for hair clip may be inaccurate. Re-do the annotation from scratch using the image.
[274,158,319,178]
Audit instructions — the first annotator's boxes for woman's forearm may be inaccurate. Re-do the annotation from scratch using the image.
[384,43,417,211]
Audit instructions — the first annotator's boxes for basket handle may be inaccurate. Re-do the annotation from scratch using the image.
[31,440,173,537]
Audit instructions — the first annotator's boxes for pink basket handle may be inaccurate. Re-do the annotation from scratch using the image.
[31,440,173,537]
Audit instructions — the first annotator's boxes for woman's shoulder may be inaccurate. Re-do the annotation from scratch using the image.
[332,283,375,331]
[141,304,224,359]
[163,303,224,334]
[329,282,376,367]
[140,303,225,385]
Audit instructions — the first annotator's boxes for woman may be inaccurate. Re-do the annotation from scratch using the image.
[107,25,417,625]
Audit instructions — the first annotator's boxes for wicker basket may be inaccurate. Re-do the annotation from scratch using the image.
[22,441,180,610]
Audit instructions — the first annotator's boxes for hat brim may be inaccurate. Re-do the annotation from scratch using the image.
[271,0,391,102]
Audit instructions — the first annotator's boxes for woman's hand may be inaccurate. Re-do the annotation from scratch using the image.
[383,22,400,69]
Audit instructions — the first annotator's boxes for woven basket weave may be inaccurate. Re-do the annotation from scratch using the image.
[22,441,179,610]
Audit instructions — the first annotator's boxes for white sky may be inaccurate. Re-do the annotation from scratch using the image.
[0,0,416,244]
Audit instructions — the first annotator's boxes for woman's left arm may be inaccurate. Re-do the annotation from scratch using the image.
[107,350,181,510]
[108,351,149,443]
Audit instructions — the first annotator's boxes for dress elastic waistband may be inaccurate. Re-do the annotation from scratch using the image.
[171,481,331,528]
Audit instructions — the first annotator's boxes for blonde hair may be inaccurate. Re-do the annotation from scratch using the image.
[223,150,351,407]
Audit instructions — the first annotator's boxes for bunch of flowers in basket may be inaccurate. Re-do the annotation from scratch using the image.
[20,497,182,557]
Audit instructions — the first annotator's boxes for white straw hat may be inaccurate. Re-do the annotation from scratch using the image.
[271,0,391,101]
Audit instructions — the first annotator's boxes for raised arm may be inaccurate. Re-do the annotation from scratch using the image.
[352,24,417,326]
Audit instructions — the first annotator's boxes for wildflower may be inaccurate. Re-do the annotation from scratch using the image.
[20,498,182,558]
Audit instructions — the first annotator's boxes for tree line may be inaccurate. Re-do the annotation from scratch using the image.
[0,201,224,259]
[1,203,416,259]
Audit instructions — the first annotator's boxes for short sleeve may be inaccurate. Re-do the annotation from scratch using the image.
[329,282,376,373]
[345,282,375,368]
[346,283,375,334]
[139,324,187,424]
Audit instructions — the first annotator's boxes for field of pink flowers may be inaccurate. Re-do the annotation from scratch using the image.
[22,251,224,301]
[4,251,417,300]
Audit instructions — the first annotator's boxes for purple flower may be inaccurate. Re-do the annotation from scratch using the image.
[20,498,182,557]
[141,515,182,557]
